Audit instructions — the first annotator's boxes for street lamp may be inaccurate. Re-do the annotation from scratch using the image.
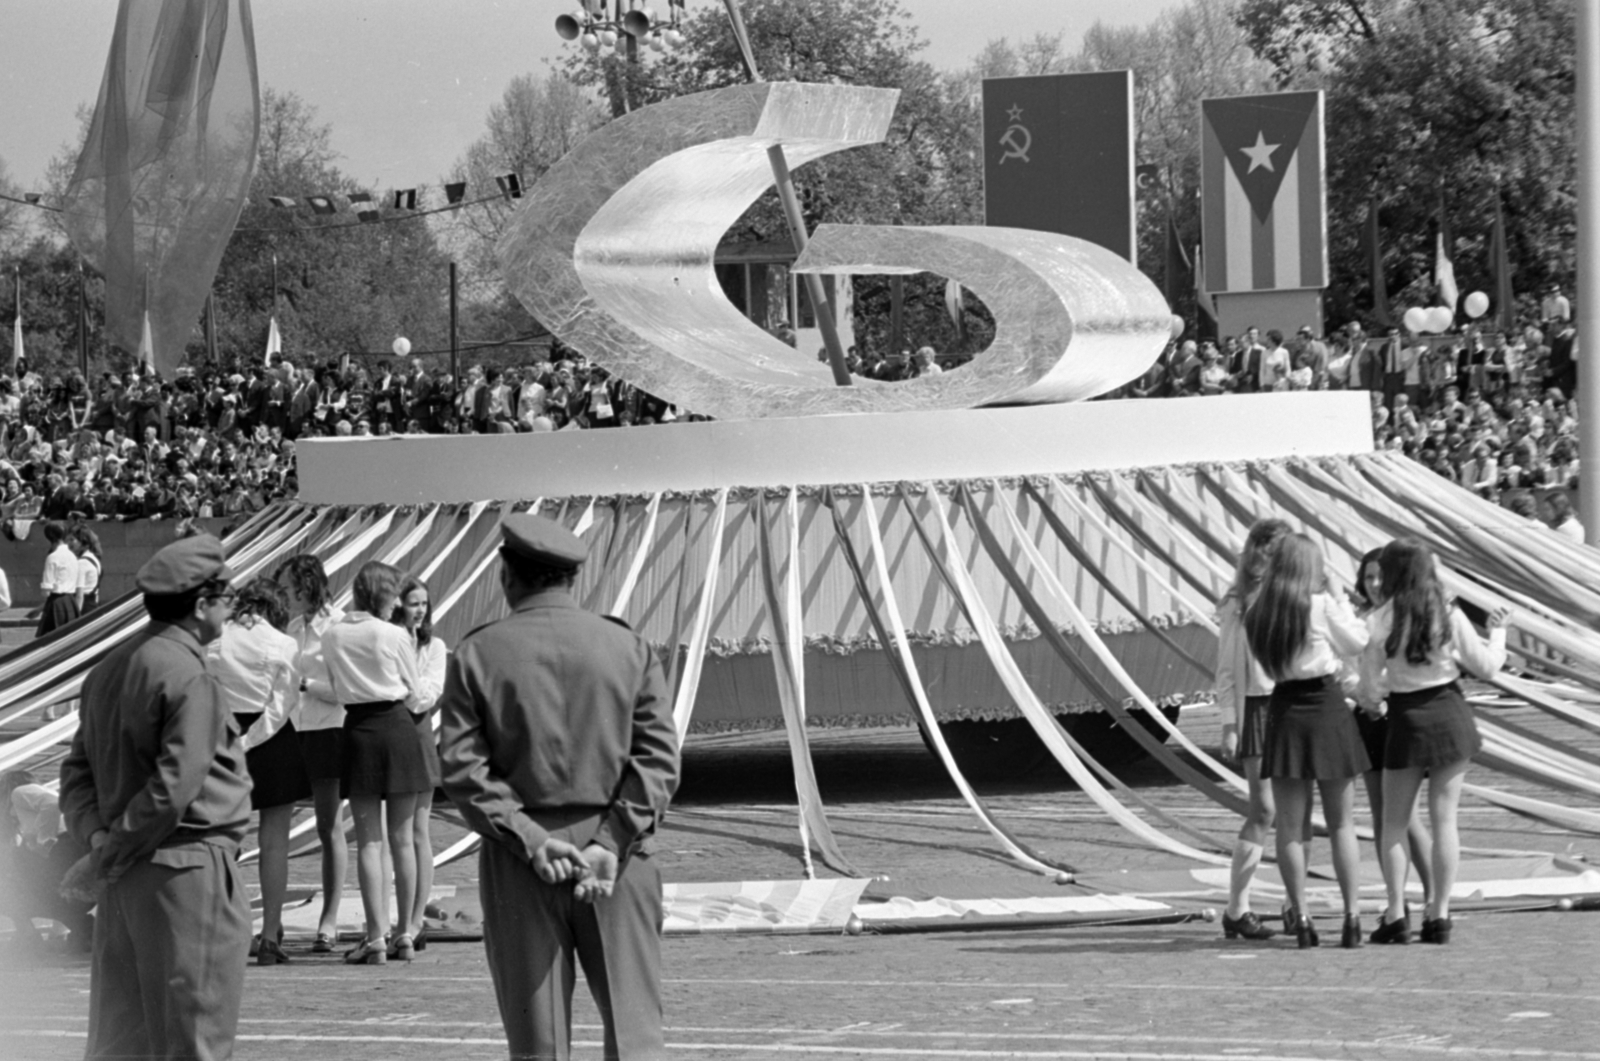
[555,0,688,53]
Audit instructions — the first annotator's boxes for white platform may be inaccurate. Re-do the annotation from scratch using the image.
[295,392,1373,505]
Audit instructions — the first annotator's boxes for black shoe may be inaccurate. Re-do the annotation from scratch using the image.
[413,925,428,952]
[1293,910,1319,949]
[1222,910,1277,940]
[1420,916,1453,944]
[1370,914,1411,945]
[1340,914,1363,949]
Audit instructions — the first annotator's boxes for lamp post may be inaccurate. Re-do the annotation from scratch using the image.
[556,0,688,114]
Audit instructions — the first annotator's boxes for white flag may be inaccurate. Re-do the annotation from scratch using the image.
[264,316,282,365]
[136,310,155,373]
[10,272,21,375]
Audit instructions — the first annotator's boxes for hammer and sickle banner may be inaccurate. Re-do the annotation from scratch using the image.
[982,71,1136,266]
[60,0,260,378]
[1200,90,1327,294]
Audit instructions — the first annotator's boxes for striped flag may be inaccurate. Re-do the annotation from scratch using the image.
[1201,90,1326,293]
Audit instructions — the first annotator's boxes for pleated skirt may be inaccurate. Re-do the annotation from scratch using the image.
[342,700,432,797]
[1238,695,1272,760]
[297,727,345,782]
[1261,675,1371,780]
[1353,709,1388,772]
[1384,681,1482,769]
[36,593,77,637]
[413,710,442,789]
[235,712,313,811]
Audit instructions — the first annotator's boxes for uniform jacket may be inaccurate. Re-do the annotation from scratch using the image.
[439,588,679,863]
[59,623,252,881]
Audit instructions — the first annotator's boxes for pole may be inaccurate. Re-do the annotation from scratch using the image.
[721,0,852,386]
[449,261,461,427]
[77,262,89,378]
[1579,1,1600,543]
[204,292,217,367]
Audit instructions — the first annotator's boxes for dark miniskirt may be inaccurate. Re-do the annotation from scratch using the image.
[1384,681,1482,770]
[298,727,346,782]
[414,710,442,789]
[1354,709,1388,771]
[235,712,312,811]
[1238,695,1272,760]
[1261,675,1371,781]
[342,700,433,797]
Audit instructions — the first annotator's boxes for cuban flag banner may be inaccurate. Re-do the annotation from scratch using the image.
[1200,90,1327,294]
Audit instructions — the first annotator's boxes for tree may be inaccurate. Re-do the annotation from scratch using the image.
[0,156,27,259]
[1235,0,1383,87]
[1311,0,1574,326]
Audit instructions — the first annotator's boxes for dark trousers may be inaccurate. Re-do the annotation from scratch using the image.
[480,839,665,1061]
[86,842,250,1061]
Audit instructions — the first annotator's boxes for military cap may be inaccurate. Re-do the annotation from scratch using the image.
[136,534,234,594]
[500,512,587,570]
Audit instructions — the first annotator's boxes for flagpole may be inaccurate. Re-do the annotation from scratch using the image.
[1580,0,1600,544]
[449,261,460,426]
[77,261,89,378]
[12,266,21,378]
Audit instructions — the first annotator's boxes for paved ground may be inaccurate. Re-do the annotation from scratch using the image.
[4,707,1599,1060]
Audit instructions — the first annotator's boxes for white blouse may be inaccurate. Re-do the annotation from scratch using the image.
[1269,592,1368,681]
[1214,596,1273,727]
[77,554,101,595]
[208,617,301,753]
[322,611,421,710]
[1359,602,1507,704]
[412,636,448,717]
[289,604,345,732]
[41,543,78,595]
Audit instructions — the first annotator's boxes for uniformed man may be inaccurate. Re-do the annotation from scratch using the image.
[439,513,680,1061]
[58,534,252,1061]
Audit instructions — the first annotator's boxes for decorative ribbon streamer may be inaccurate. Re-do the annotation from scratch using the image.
[608,492,663,619]
[672,487,730,743]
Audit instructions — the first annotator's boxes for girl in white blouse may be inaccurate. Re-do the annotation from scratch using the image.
[322,561,426,964]
[394,576,447,950]
[1214,518,1290,942]
[1245,533,1370,948]
[279,554,348,953]
[208,580,309,965]
[1359,539,1509,945]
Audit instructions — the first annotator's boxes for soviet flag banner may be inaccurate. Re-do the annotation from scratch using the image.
[1201,90,1326,294]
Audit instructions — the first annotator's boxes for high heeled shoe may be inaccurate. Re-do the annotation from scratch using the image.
[388,933,415,962]
[413,926,428,952]
[1293,910,1319,949]
[343,937,388,965]
[311,932,336,954]
[1369,913,1411,945]
[1420,916,1453,944]
[1340,914,1363,949]
[1221,910,1277,940]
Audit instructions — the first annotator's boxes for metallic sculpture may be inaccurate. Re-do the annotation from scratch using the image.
[499,81,1170,420]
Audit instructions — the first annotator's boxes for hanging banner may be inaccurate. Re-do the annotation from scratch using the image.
[982,71,1136,265]
[1200,90,1326,294]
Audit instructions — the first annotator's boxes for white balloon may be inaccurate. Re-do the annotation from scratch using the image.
[1426,306,1455,334]
[1403,307,1429,334]
[581,31,600,49]
[1464,290,1490,318]
[392,337,411,357]
[600,28,617,46]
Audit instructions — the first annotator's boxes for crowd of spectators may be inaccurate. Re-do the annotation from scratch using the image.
[0,293,1584,533]
[1120,297,1584,532]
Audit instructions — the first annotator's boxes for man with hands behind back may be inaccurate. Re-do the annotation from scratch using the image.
[439,512,680,1061]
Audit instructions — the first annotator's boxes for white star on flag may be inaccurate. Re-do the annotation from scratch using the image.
[1006,104,1024,122]
[1240,130,1280,173]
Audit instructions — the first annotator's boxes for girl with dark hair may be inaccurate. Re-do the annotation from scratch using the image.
[393,575,447,950]
[1245,533,1370,948]
[322,561,427,964]
[36,521,79,636]
[1214,517,1291,942]
[72,525,103,614]
[207,579,310,965]
[278,553,348,952]
[1360,539,1509,945]
[1350,548,1434,916]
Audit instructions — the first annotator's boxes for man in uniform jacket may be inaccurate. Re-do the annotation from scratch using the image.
[440,513,680,1061]
[58,535,252,1061]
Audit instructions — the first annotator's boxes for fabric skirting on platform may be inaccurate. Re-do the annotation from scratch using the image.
[298,727,345,782]
[1238,695,1271,760]
[235,712,313,810]
[1261,675,1371,780]
[413,710,441,788]
[342,700,432,797]
[36,593,77,637]
[1384,681,1482,769]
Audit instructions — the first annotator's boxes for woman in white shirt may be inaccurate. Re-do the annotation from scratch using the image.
[208,580,310,965]
[393,575,447,950]
[1214,518,1289,942]
[1359,540,1509,946]
[279,554,349,953]
[1245,533,1370,948]
[322,561,428,964]
[72,526,102,615]
[36,521,80,636]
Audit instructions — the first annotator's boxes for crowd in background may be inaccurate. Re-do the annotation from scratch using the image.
[0,292,1584,531]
